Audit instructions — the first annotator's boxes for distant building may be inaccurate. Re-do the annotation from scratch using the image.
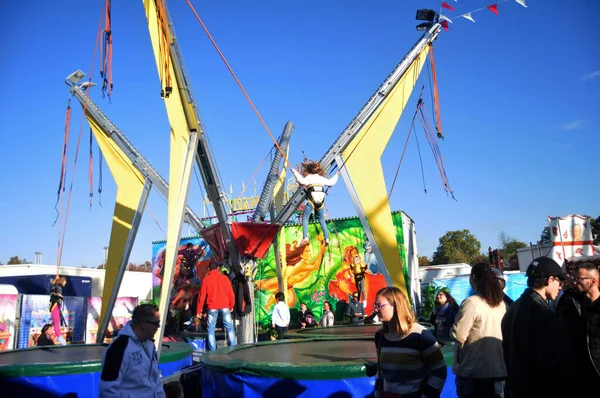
[0,264,152,300]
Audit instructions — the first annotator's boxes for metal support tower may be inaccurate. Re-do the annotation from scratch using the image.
[273,23,441,226]
[67,76,204,232]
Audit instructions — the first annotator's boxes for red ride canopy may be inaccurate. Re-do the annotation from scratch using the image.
[199,222,280,260]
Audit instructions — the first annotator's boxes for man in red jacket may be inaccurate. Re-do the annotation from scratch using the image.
[197,260,237,350]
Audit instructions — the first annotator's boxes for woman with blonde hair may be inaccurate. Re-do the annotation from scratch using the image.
[451,263,507,397]
[374,286,446,397]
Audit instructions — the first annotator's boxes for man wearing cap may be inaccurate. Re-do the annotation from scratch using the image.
[501,257,567,397]
[492,267,514,307]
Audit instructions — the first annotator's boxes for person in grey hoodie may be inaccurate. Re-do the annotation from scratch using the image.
[99,304,165,398]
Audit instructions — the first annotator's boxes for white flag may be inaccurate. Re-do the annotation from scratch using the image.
[439,14,453,23]
[548,214,594,265]
[515,0,527,7]
[462,13,475,23]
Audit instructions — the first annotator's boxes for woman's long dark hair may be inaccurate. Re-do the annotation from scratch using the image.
[436,290,457,307]
[41,324,53,335]
[471,262,503,308]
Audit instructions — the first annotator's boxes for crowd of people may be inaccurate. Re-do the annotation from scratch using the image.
[92,255,600,398]
[372,257,600,398]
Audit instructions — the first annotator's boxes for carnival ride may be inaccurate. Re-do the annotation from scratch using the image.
[61,0,447,350]
[0,0,530,396]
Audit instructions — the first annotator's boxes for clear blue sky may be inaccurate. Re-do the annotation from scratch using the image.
[1,0,598,267]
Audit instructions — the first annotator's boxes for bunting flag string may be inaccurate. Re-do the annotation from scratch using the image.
[441,2,456,11]
[437,0,526,28]
[487,4,499,16]
[439,14,453,24]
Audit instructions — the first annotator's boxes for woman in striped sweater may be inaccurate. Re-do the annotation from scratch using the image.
[374,286,447,398]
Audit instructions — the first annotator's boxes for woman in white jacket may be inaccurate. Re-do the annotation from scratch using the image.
[320,301,335,327]
[451,263,507,398]
[291,160,338,246]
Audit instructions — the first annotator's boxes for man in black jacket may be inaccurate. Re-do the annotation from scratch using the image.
[346,292,364,325]
[557,262,600,386]
[501,257,567,398]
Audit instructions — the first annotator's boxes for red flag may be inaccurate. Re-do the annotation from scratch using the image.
[441,2,455,11]
[487,4,499,15]
[440,20,449,31]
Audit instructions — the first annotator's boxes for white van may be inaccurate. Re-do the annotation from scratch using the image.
[419,263,472,286]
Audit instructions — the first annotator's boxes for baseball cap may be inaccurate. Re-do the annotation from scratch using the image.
[526,257,565,280]
[492,267,508,282]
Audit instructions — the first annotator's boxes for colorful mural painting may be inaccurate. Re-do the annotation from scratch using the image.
[0,295,18,351]
[18,295,85,348]
[86,297,138,343]
[152,236,217,313]
[253,211,410,328]
[151,212,410,328]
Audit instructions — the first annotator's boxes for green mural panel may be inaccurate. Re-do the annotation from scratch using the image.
[254,211,409,327]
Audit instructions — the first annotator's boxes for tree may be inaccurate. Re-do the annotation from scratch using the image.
[470,254,490,266]
[540,226,551,244]
[7,256,28,265]
[498,231,527,269]
[418,256,431,267]
[431,229,482,265]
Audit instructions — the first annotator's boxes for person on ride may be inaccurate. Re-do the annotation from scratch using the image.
[374,286,446,398]
[178,243,203,281]
[49,275,68,345]
[291,160,338,246]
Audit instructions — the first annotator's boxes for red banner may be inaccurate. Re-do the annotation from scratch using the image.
[442,2,456,11]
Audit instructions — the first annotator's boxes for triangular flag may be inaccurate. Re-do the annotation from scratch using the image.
[487,4,499,15]
[441,2,456,11]
[439,14,453,23]
[515,0,527,7]
[440,20,449,31]
[463,12,475,23]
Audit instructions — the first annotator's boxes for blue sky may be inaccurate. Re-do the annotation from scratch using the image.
[1,0,598,268]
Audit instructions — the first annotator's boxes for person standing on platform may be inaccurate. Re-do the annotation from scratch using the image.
[99,304,164,398]
[320,301,335,327]
[346,292,365,325]
[271,291,290,340]
[196,261,237,351]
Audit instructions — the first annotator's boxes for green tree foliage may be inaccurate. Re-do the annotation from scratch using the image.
[431,230,482,265]
[540,226,551,244]
[498,231,527,265]
[418,256,431,267]
[470,254,490,266]
[7,256,28,265]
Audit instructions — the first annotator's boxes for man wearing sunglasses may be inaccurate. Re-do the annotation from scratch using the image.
[100,304,165,397]
[557,262,600,392]
[501,257,567,398]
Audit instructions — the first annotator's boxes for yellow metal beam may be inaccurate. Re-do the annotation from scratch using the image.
[341,45,430,296]
[143,0,197,354]
[86,116,146,337]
